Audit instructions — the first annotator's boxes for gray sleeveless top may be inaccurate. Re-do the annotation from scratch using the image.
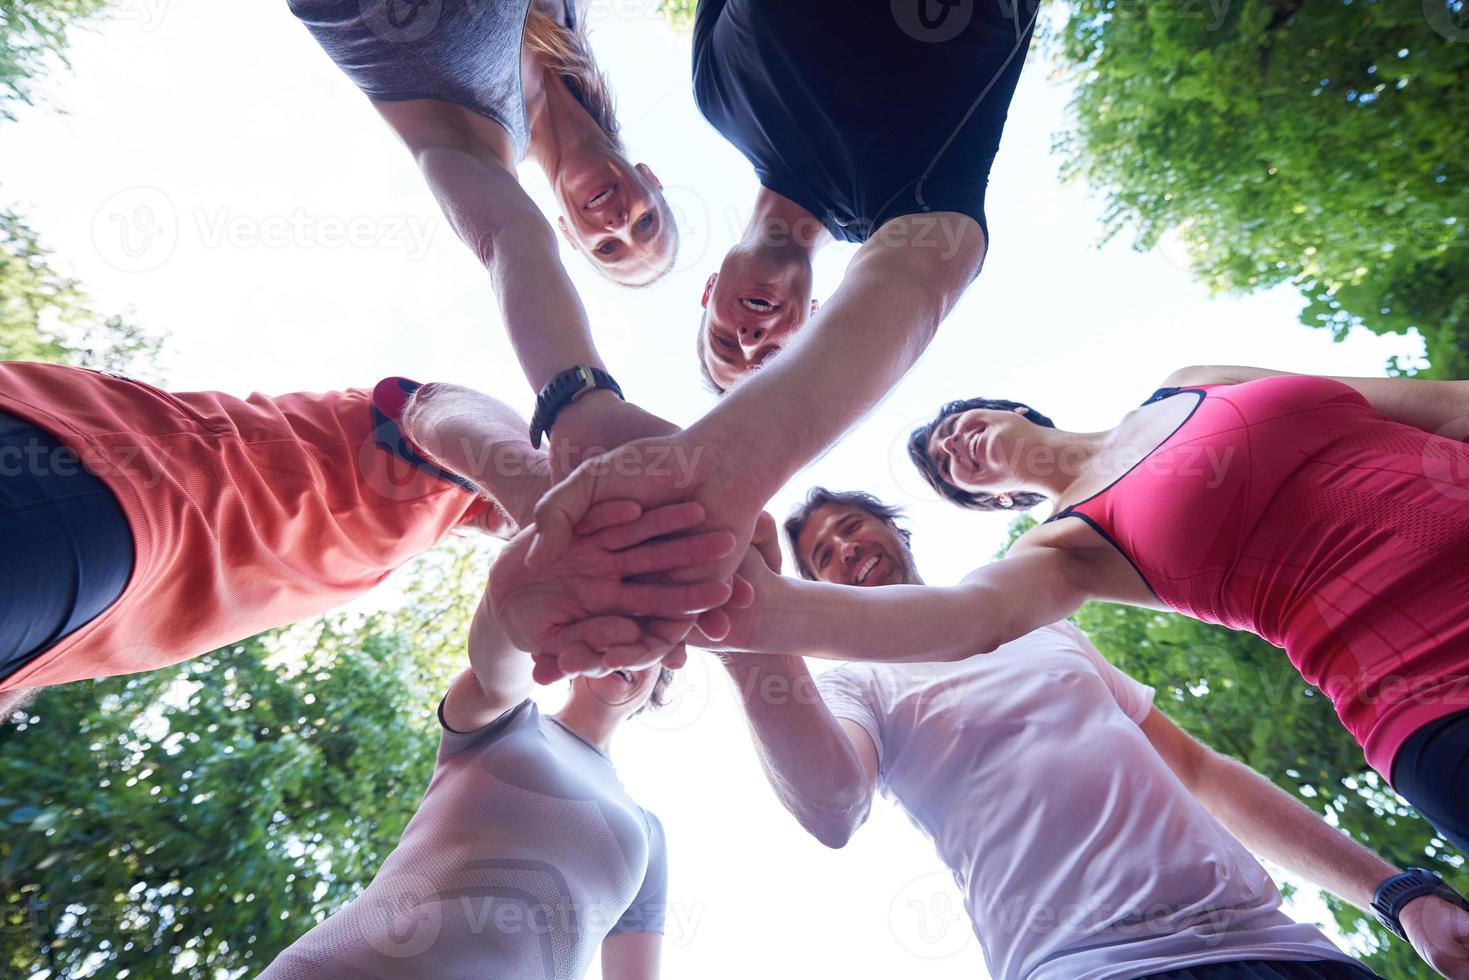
[289,0,579,161]
[258,699,667,980]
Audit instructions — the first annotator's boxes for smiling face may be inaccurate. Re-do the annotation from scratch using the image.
[556,158,677,286]
[571,666,665,725]
[698,252,818,390]
[794,504,918,587]
[925,407,1034,495]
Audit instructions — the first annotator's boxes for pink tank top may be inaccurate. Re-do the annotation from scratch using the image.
[1050,375,1469,777]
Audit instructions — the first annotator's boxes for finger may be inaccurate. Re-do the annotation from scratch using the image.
[603,641,675,671]
[728,574,754,609]
[663,645,688,671]
[752,511,783,573]
[613,579,733,618]
[527,465,600,568]
[532,653,569,686]
[696,606,731,641]
[590,502,708,552]
[557,644,609,678]
[550,616,642,653]
[612,531,737,578]
[574,500,643,536]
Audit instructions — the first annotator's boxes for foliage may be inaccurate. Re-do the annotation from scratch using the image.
[0,0,114,121]
[1002,516,1463,976]
[0,543,490,978]
[655,0,696,30]
[0,207,163,373]
[1048,0,1469,379]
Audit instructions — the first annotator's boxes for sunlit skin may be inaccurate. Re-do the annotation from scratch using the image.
[554,666,664,751]
[794,504,921,588]
[698,188,831,389]
[555,160,676,286]
[925,406,1041,498]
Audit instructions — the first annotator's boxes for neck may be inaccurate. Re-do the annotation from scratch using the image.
[552,699,618,754]
[527,67,614,178]
[738,186,829,267]
[1030,428,1112,500]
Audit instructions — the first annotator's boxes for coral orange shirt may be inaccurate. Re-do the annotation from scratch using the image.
[0,363,488,691]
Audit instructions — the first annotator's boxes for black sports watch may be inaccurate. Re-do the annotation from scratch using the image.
[529,364,623,449]
[1372,868,1469,940]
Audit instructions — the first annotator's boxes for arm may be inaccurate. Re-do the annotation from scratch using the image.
[723,544,1092,665]
[599,932,661,980]
[720,654,878,848]
[686,213,988,499]
[401,382,550,529]
[441,579,537,731]
[1141,708,1469,978]
[1164,365,1469,437]
[412,137,605,392]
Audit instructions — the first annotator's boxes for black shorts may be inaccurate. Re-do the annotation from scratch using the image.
[1393,708,1469,856]
[1140,959,1380,980]
[0,409,133,683]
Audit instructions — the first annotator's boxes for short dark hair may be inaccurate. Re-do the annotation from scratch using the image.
[631,665,677,719]
[696,307,726,395]
[783,487,914,580]
[908,397,1057,512]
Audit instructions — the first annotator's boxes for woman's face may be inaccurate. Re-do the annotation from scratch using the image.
[926,407,1033,495]
[555,156,676,286]
[576,666,662,723]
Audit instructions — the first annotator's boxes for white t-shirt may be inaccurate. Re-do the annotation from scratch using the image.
[817,621,1360,980]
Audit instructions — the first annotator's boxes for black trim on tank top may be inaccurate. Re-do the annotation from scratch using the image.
[1042,386,1208,602]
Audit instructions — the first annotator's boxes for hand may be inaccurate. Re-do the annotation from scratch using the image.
[1401,894,1469,979]
[695,513,787,655]
[527,432,769,660]
[547,392,681,481]
[488,500,738,679]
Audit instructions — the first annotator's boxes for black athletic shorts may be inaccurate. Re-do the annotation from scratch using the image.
[0,408,133,683]
[1393,708,1469,856]
[1140,958,1380,980]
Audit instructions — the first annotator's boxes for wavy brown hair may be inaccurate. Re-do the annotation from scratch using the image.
[523,8,622,146]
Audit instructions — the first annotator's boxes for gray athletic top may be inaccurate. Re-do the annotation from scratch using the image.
[259,698,667,980]
[288,0,579,161]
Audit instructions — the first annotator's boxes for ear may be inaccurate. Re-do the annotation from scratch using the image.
[702,273,718,309]
[1013,406,1030,416]
[556,215,580,252]
[636,163,663,191]
[810,298,821,316]
[996,493,1015,509]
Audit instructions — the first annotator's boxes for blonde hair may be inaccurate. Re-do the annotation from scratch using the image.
[523,8,622,146]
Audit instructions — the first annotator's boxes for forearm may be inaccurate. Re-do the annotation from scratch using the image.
[415,144,605,390]
[1193,753,1397,909]
[721,655,870,847]
[750,578,1006,664]
[402,383,550,528]
[689,216,985,498]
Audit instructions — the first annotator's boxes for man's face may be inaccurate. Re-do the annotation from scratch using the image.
[698,254,818,390]
[795,504,917,587]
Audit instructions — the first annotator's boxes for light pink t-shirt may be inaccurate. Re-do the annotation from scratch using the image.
[817,621,1360,980]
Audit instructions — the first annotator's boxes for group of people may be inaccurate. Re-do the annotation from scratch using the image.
[3,0,1468,977]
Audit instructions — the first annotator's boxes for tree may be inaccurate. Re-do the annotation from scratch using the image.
[0,543,489,978]
[1049,0,1469,379]
[1001,517,1464,977]
[0,0,114,121]
[0,208,163,373]
[656,0,696,30]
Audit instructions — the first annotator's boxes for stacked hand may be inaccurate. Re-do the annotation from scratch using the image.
[1403,895,1469,979]
[510,431,768,678]
[488,498,740,684]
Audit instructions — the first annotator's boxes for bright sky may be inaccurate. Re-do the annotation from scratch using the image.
[3,0,1421,977]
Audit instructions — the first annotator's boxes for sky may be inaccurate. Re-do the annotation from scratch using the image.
[1,0,1423,977]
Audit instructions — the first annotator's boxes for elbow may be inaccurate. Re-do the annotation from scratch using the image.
[806,813,862,850]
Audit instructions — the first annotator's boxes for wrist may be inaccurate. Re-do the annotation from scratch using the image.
[685,411,787,502]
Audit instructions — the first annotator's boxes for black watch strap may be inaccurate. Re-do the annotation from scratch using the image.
[529,365,623,449]
[1372,868,1469,940]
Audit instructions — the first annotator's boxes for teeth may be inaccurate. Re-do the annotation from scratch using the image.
[856,555,879,584]
[587,187,613,209]
[970,432,982,465]
[741,298,775,313]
